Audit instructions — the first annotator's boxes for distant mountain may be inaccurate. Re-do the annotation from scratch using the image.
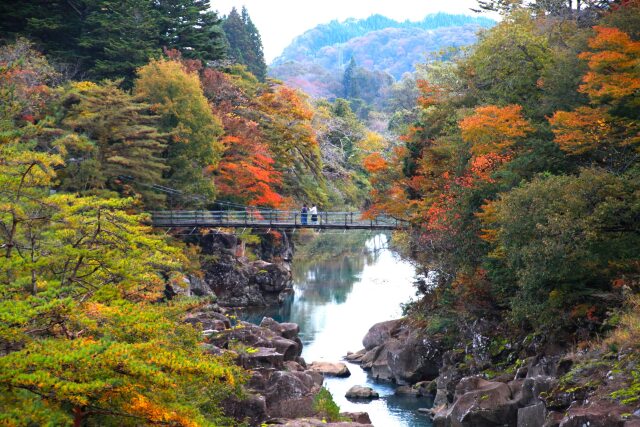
[269,13,495,100]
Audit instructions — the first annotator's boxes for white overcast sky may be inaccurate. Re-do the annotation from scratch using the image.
[212,1,498,63]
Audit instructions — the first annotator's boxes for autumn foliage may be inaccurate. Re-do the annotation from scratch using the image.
[459,104,533,155]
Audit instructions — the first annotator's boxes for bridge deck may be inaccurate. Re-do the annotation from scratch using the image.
[151,210,406,231]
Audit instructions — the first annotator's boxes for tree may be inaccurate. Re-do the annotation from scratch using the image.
[0,0,86,71]
[222,7,267,81]
[57,80,169,206]
[257,86,327,204]
[155,0,227,62]
[463,10,551,116]
[459,104,533,155]
[481,168,640,329]
[79,0,161,84]
[135,59,223,205]
[343,57,359,99]
[0,51,244,426]
[241,7,267,81]
[200,68,284,207]
[548,26,640,171]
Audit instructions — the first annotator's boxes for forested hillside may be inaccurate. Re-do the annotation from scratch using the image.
[269,13,495,100]
[0,2,379,425]
[1,0,639,425]
[365,1,640,423]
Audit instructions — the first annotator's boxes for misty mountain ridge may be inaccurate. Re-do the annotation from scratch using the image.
[268,12,495,100]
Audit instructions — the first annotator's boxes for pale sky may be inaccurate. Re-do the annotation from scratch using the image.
[212,0,498,63]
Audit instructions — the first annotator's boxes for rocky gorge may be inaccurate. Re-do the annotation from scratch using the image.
[174,230,640,427]
[346,317,640,427]
[183,303,373,426]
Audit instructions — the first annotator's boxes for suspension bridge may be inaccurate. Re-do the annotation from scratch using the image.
[150,209,407,231]
[116,176,407,231]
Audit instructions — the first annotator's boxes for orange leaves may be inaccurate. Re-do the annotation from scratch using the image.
[469,152,512,183]
[417,80,444,109]
[126,394,198,427]
[578,26,640,103]
[362,153,388,173]
[460,105,533,156]
[549,106,612,154]
[548,26,640,161]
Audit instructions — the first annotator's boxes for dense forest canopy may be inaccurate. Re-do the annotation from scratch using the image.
[1,0,639,425]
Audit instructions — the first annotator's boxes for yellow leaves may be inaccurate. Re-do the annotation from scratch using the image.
[459,105,533,156]
[70,81,99,92]
[475,200,499,243]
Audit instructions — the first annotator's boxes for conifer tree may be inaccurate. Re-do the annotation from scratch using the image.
[343,57,359,99]
[79,0,161,84]
[155,0,227,62]
[241,7,267,81]
[222,7,267,81]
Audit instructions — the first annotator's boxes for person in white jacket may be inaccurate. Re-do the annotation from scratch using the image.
[309,204,318,225]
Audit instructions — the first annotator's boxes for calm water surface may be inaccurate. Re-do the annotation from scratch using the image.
[241,234,433,427]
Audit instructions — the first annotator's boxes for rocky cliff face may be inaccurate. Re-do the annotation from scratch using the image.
[180,231,294,307]
[348,318,640,427]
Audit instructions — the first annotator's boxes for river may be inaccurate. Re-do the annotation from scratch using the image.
[241,233,434,426]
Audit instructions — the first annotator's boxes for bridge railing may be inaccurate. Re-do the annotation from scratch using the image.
[150,210,406,229]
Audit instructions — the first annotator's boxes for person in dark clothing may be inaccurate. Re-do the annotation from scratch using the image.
[301,203,308,225]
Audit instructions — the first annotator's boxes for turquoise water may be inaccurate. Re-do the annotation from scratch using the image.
[240,234,433,427]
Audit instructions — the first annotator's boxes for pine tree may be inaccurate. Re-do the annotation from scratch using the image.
[343,57,359,99]
[241,7,267,81]
[0,0,86,70]
[79,0,161,85]
[222,7,267,81]
[155,0,227,62]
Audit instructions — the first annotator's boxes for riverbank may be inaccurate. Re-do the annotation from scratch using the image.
[237,233,434,426]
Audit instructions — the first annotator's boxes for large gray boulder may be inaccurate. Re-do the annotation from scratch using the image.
[345,385,379,399]
[264,371,323,419]
[434,376,519,427]
[363,319,402,350]
[360,318,442,385]
[308,361,351,377]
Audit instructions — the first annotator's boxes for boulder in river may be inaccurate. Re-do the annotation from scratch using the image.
[432,376,518,427]
[359,318,442,385]
[395,385,420,396]
[345,385,380,399]
[308,361,351,377]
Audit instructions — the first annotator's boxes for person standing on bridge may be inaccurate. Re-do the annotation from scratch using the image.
[310,204,318,225]
[301,204,308,225]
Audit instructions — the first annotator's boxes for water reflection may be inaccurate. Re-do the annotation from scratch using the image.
[239,233,432,427]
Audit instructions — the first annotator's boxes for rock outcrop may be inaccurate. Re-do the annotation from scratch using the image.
[351,318,442,385]
[180,232,294,307]
[190,309,343,425]
[345,385,379,399]
[308,361,351,378]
